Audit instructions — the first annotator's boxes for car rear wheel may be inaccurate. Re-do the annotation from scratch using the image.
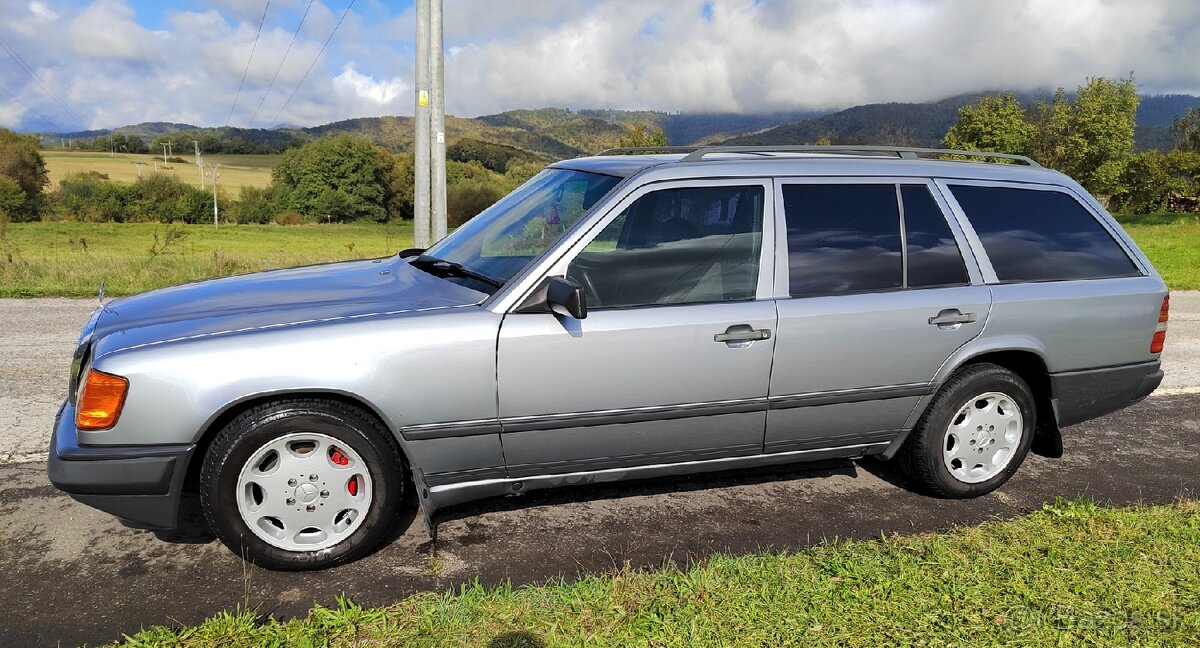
[899,363,1035,498]
[200,399,405,570]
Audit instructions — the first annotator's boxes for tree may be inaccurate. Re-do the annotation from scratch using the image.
[618,123,668,148]
[1173,107,1200,153]
[0,128,49,221]
[1038,76,1139,195]
[944,76,1139,196]
[942,93,1034,156]
[272,136,399,222]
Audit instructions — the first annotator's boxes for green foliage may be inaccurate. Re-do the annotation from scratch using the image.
[1173,107,1200,152]
[618,123,669,148]
[1110,151,1200,214]
[447,179,504,227]
[229,186,275,224]
[944,77,1140,195]
[0,128,49,221]
[1036,76,1140,195]
[942,93,1034,157]
[0,176,26,221]
[448,138,537,172]
[49,171,216,223]
[272,136,399,222]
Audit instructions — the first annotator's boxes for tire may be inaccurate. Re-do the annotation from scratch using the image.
[899,363,1036,498]
[200,398,405,570]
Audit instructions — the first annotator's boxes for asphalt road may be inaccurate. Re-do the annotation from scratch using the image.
[1,295,1198,647]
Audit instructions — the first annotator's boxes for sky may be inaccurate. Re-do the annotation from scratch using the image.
[0,0,1197,132]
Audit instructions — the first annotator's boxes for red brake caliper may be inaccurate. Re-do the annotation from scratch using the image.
[330,449,349,466]
[347,476,359,496]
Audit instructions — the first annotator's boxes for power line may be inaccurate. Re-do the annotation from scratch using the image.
[0,32,88,130]
[247,0,314,128]
[225,0,271,127]
[0,82,34,114]
[269,0,356,128]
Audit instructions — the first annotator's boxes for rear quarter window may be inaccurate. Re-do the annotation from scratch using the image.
[948,185,1139,282]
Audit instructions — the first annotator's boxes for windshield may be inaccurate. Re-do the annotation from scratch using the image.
[424,168,621,285]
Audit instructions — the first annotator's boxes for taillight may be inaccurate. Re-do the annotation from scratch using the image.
[1151,295,1169,354]
[76,369,129,430]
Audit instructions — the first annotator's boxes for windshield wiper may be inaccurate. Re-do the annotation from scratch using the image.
[409,255,504,289]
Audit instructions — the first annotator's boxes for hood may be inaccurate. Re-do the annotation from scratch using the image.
[90,255,486,355]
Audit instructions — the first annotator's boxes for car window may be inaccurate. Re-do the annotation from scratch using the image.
[948,185,1139,282]
[901,185,970,288]
[782,184,902,298]
[566,185,763,309]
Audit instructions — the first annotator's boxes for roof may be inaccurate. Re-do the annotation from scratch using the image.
[552,152,1070,187]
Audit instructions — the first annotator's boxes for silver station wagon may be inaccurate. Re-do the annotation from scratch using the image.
[49,145,1169,570]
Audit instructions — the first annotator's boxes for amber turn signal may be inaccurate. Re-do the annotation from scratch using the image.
[76,369,129,430]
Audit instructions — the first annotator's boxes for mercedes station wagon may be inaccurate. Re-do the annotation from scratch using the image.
[49,145,1168,570]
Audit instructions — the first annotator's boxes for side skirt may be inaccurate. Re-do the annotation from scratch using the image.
[417,441,890,539]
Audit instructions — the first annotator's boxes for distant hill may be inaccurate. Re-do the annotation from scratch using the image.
[36,93,1199,159]
[720,93,1199,151]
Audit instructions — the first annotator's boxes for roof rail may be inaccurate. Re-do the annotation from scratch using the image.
[596,146,702,156]
[676,145,1041,167]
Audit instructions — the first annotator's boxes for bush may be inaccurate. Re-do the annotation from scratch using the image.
[1111,151,1200,214]
[229,186,275,224]
[447,178,504,227]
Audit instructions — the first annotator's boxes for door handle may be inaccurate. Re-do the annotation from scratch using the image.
[715,324,772,343]
[928,309,978,326]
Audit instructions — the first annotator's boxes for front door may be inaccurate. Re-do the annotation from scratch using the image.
[497,180,777,477]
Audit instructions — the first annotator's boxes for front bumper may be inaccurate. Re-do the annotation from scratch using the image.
[47,402,196,531]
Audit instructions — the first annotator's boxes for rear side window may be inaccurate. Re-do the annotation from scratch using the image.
[901,186,969,288]
[949,185,1139,282]
[782,184,901,297]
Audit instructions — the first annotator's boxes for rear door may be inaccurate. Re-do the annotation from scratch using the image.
[766,179,992,453]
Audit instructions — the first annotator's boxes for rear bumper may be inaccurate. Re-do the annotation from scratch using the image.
[1050,360,1163,428]
[47,402,195,531]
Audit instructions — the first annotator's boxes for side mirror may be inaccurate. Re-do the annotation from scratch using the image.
[515,276,588,319]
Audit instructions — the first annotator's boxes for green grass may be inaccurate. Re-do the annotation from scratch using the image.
[1116,212,1200,290]
[0,221,412,298]
[0,212,1195,298]
[42,150,278,194]
[112,499,1200,647]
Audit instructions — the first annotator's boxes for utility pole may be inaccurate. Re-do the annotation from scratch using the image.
[162,142,170,163]
[430,0,447,241]
[192,140,204,188]
[207,163,221,229]
[131,162,145,178]
[413,0,432,249]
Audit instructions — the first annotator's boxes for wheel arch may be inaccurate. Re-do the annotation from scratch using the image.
[885,342,1062,460]
[179,389,413,512]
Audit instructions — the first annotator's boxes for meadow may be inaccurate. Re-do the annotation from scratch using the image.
[0,221,412,298]
[41,150,277,195]
[0,212,1196,298]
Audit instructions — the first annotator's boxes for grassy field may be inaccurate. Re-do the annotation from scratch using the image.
[42,150,277,195]
[112,499,1200,647]
[0,221,412,298]
[0,213,1196,298]
[1115,212,1200,290]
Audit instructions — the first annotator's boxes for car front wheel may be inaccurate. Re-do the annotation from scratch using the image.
[199,399,405,570]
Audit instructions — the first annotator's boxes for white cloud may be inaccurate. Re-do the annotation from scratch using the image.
[0,0,1197,132]
[333,65,408,105]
